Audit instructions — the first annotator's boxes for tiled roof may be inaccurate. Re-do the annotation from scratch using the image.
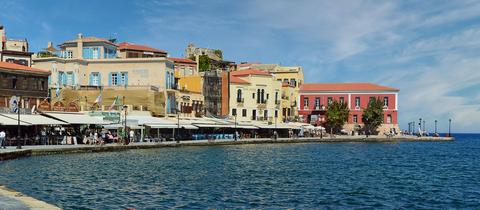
[169,57,196,64]
[300,83,399,92]
[62,37,117,46]
[230,75,249,84]
[231,69,270,77]
[118,42,167,54]
[0,62,50,74]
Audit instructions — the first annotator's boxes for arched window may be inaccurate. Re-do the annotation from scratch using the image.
[237,89,242,102]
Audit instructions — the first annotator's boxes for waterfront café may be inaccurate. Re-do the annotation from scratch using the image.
[0,113,67,145]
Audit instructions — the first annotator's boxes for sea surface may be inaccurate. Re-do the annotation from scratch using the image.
[0,134,479,209]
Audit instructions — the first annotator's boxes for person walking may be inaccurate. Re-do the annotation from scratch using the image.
[0,130,6,149]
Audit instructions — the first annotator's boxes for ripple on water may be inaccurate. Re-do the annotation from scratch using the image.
[0,134,479,209]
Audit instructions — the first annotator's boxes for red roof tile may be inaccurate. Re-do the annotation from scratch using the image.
[169,57,196,64]
[0,62,50,74]
[230,75,250,84]
[231,69,270,77]
[300,83,399,92]
[118,42,167,54]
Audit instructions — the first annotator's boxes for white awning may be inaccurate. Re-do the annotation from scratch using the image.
[43,112,107,125]
[234,125,258,129]
[193,124,231,128]
[103,123,144,130]
[0,115,31,126]
[180,124,198,130]
[255,124,293,129]
[128,115,174,125]
[1,114,66,125]
[147,124,177,129]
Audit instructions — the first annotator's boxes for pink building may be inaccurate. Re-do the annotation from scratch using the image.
[299,83,399,133]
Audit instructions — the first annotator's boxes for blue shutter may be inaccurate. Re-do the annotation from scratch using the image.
[98,72,102,86]
[58,72,62,85]
[108,73,112,86]
[82,48,88,59]
[104,47,107,58]
[62,73,67,85]
[97,47,101,59]
[89,73,93,85]
[48,75,51,85]
[124,72,128,87]
[72,72,76,86]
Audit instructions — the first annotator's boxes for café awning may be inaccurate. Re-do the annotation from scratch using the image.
[0,115,31,126]
[42,112,107,125]
[1,114,67,125]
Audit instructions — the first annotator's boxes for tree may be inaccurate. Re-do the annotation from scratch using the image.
[325,100,349,134]
[362,97,384,136]
[198,55,211,72]
[213,49,223,59]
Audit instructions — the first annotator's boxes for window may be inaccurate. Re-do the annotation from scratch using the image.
[264,110,268,119]
[275,92,278,103]
[237,89,242,102]
[315,97,320,108]
[283,78,289,84]
[232,108,237,116]
[92,48,99,59]
[242,109,247,117]
[387,114,392,124]
[92,73,99,86]
[252,110,257,120]
[383,97,389,107]
[66,51,73,59]
[266,93,269,100]
[290,79,296,87]
[40,81,45,90]
[12,77,17,89]
[340,97,345,104]
[275,110,278,118]
[66,72,73,85]
[328,97,333,105]
[257,89,261,103]
[353,115,358,123]
[252,93,255,99]
[355,97,360,107]
[112,73,118,86]
[304,97,309,109]
[121,72,128,85]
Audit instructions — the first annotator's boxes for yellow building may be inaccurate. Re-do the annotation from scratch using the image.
[169,57,204,117]
[238,63,304,122]
[229,69,282,124]
[32,34,176,116]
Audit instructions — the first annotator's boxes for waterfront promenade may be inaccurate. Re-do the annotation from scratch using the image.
[0,135,453,161]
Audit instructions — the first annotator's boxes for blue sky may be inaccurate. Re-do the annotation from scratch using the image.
[1,0,480,132]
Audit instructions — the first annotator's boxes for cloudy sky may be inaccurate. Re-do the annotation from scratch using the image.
[1,0,479,132]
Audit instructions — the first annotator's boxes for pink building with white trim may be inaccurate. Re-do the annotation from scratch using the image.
[299,83,400,134]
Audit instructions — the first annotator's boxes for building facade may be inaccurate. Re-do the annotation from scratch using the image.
[299,83,399,134]
[238,63,304,122]
[32,34,175,116]
[228,69,282,124]
[0,62,49,113]
[0,25,33,66]
[169,57,204,117]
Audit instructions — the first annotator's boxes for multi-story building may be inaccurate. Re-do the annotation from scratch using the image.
[169,57,204,117]
[32,34,175,116]
[0,25,33,66]
[299,83,399,134]
[228,69,282,123]
[238,63,304,122]
[0,62,49,112]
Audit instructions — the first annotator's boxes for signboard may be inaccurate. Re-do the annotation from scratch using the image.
[52,101,66,112]
[9,96,19,113]
[37,100,51,111]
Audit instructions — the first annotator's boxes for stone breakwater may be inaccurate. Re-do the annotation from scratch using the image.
[0,136,453,161]
[0,185,61,210]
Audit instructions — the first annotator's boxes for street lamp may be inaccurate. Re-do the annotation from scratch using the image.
[122,96,128,145]
[177,107,180,143]
[234,114,237,141]
[434,120,437,134]
[418,118,422,136]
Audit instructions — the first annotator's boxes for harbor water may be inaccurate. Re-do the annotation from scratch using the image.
[0,134,479,209]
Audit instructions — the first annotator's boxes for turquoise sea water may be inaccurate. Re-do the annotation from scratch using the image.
[0,134,479,209]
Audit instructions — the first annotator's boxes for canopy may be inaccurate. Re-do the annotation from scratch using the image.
[1,114,66,125]
[128,115,174,125]
[0,115,31,126]
[43,112,107,125]
[103,123,144,130]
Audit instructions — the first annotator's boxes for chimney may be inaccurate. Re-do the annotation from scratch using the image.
[77,33,83,59]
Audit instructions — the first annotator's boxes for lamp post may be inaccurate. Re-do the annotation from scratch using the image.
[434,120,437,134]
[177,107,180,143]
[448,118,452,137]
[234,114,237,141]
[122,96,128,145]
[16,97,21,149]
[423,120,425,133]
[418,118,422,136]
